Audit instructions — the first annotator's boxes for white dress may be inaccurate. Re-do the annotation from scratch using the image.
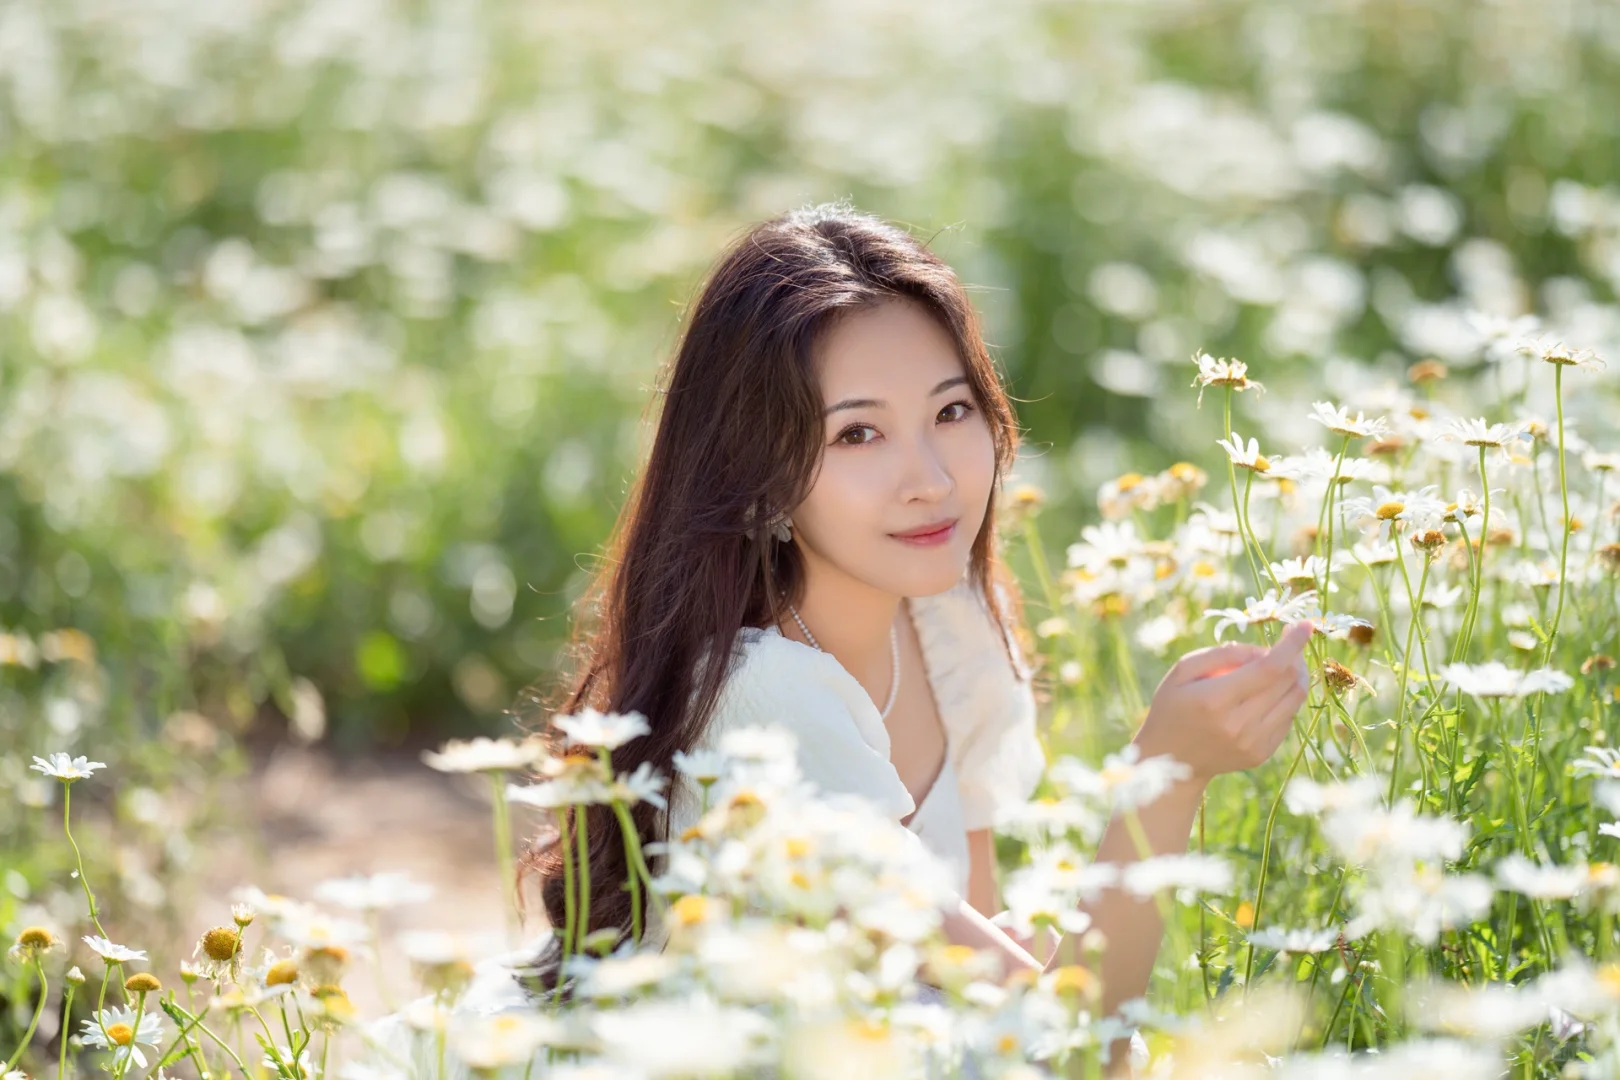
[658,574,1046,907]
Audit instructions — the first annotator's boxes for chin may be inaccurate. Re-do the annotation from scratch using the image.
[890,555,974,598]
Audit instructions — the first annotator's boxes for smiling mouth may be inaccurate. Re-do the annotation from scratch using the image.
[889,519,957,541]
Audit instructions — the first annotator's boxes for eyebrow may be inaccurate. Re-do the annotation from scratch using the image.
[823,375,971,416]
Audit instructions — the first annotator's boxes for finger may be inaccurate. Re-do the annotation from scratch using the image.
[1256,680,1310,755]
[1166,642,1268,686]
[1235,655,1307,723]
[1205,621,1314,704]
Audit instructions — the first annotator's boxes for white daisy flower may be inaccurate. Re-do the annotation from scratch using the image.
[1439,662,1574,700]
[421,736,545,774]
[609,761,669,810]
[1573,747,1620,780]
[447,1011,560,1069]
[313,872,434,912]
[1121,853,1233,897]
[1245,926,1341,954]
[1584,450,1620,473]
[1267,448,1385,486]
[553,707,652,751]
[1495,854,1588,900]
[79,1005,164,1069]
[82,936,147,964]
[31,753,107,782]
[1437,417,1533,450]
[672,748,729,785]
[1190,351,1264,402]
[1518,335,1606,371]
[1066,520,1145,572]
[1203,588,1318,640]
[1284,775,1382,816]
[1308,400,1391,439]
[1215,432,1271,473]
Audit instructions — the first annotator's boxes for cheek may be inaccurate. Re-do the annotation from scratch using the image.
[952,427,998,507]
[794,456,888,532]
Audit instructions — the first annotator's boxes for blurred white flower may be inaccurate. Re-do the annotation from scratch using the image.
[313,872,433,912]
[1245,926,1341,954]
[554,708,652,751]
[1121,853,1232,897]
[421,736,544,774]
[1495,854,1587,900]
[1439,662,1574,700]
[1437,417,1532,451]
[672,748,728,784]
[1517,335,1606,371]
[610,761,670,810]
[1308,401,1390,439]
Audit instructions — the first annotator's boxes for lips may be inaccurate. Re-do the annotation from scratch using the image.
[890,518,957,540]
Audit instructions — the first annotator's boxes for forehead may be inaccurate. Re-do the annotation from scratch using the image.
[813,300,965,396]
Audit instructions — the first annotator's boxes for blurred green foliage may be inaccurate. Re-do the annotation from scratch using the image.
[1,0,1618,754]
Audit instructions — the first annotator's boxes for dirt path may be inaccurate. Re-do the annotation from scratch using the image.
[194,743,547,1014]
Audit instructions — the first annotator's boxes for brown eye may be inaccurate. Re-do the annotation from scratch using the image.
[939,400,976,423]
[837,424,877,445]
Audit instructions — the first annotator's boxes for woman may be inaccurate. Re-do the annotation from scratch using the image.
[519,200,1313,1023]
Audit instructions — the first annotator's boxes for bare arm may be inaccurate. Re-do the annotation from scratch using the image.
[965,827,1000,917]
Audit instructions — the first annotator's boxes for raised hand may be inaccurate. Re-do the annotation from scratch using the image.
[1134,620,1314,781]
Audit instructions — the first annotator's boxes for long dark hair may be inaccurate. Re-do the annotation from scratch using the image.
[515,199,1030,974]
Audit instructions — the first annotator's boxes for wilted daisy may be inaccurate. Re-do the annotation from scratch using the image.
[31,753,106,781]
[9,926,61,963]
[1308,400,1390,439]
[553,707,652,750]
[421,736,545,774]
[83,936,147,964]
[1191,351,1264,402]
[1215,432,1271,473]
[1439,662,1574,700]
[79,1005,164,1069]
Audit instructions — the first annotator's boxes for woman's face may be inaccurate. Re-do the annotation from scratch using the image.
[790,299,997,599]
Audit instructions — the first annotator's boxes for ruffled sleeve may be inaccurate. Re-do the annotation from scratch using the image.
[909,577,1046,832]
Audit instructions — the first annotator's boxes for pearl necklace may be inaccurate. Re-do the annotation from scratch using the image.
[787,603,901,720]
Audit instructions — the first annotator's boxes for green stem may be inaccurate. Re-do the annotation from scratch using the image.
[1543,364,1571,665]
[61,783,109,938]
[491,771,519,944]
[3,959,47,1071]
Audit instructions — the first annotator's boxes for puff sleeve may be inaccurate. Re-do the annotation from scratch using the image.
[910,578,1047,832]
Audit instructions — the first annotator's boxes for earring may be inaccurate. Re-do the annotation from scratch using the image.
[768,512,793,543]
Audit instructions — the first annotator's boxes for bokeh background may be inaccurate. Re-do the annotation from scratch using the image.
[5,0,1620,1014]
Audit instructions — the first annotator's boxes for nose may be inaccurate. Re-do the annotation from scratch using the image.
[897,433,954,504]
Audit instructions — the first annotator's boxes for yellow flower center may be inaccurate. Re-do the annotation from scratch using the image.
[1375,501,1405,520]
[996,1033,1020,1054]
[266,960,300,987]
[107,1023,135,1046]
[201,927,240,963]
[16,926,57,951]
[671,894,713,927]
[1050,965,1095,995]
[1114,472,1144,492]
[784,837,812,858]
[789,871,812,890]
[1192,560,1217,578]
[940,945,978,967]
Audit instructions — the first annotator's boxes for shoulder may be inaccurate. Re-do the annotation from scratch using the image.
[696,626,913,820]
